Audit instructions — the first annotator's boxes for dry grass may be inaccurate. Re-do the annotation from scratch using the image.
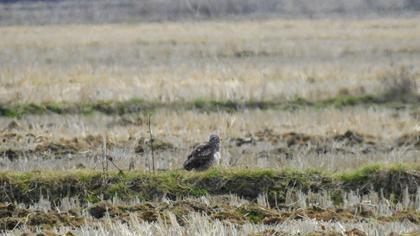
[1,107,419,172]
[7,214,418,236]
[1,12,420,236]
[1,107,417,140]
[4,192,420,236]
[0,18,419,104]
[2,142,418,172]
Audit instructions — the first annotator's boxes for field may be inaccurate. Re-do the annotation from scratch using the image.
[1,3,420,235]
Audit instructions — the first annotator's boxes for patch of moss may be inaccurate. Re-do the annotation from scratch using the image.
[107,182,131,199]
[189,187,208,197]
[339,164,383,184]
[193,99,206,109]
[330,189,344,206]
[44,102,65,114]
[84,194,101,204]
[338,163,419,200]
[237,204,278,223]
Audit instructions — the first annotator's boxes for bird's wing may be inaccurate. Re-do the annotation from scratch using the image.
[186,142,213,160]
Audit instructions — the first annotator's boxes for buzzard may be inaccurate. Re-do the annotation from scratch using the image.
[183,134,220,171]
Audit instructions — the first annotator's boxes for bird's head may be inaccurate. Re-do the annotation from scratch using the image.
[208,134,220,145]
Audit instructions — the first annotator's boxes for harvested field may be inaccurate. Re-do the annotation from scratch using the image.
[1,1,419,235]
[1,108,419,172]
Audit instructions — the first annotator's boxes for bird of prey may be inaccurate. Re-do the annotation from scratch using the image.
[183,134,221,171]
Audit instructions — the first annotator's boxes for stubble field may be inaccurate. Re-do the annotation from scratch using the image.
[0,16,419,236]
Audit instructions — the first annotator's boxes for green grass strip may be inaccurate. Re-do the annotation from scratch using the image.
[0,163,418,205]
[0,94,418,117]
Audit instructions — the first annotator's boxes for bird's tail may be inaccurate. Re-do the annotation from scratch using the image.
[183,160,193,171]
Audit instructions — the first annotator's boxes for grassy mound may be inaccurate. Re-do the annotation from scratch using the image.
[0,164,419,206]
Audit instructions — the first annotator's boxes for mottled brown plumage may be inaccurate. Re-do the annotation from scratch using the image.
[183,134,220,171]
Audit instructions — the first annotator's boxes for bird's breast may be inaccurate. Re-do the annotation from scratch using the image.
[213,151,221,165]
